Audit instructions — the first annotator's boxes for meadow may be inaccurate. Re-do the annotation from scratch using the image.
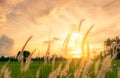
[0,61,67,78]
[0,61,61,78]
[0,59,120,78]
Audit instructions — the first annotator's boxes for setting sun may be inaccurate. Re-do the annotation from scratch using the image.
[68,32,83,58]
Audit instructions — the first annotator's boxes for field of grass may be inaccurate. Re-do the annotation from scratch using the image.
[0,61,64,78]
[0,59,120,78]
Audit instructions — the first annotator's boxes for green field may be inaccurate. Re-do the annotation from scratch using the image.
[0,61,64,78]
[0,60,120,78]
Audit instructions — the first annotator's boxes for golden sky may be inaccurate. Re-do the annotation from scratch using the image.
[0,0,120,57]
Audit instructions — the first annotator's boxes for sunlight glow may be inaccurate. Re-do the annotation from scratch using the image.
[68,33,83,58]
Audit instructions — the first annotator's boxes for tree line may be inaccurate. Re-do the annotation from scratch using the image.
[0,50,66,62]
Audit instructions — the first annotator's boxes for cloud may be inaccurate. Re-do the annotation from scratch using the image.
[1,0,120,55]
[1,0,120,25]
[0,0,24,25]
[11,0,67,24]
[43,37,61,45]
[0,35,14,56]
[2,0,120,26]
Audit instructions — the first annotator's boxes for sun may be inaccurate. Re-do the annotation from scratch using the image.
[68,32,83,58]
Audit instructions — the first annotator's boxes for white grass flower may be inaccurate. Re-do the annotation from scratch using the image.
[52,54,56,71]
[66,73,71,78]
[97,53,117,78]
[48,63,62,78]
[118,68,120,78]
[4,67,11,78]
[82,60,93,78]
[21,49,36,72]
[74,58,85,78]
[36,67,40,78]
[0,61,10,78]
[17,36,33,62]
[44,55,47,65]
[60,59,71,78]
[94,58,100,76]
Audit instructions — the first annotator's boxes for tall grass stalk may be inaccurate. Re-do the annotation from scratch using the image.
[17,36,33,62]
[21,49,36,72]
[78,19,85,32]
[0,61,10,78]
[16,36,33,72]
[60,59,72,78]
[4,67,11,78]
[52,54,56,71]
[94,58,100,76]
[62,33,72,58]
[36,67,40,78]
[86,42,90,59]
[82,60,93,78]
[81,25,94,56]
[97,53,117,78]
[118,68,120,78]
[48,63,62,78]
[44,29,51,65]
[74,58,85,78]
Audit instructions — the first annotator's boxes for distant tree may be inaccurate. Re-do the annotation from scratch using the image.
[17,50,30,62]
[104,36,120,59]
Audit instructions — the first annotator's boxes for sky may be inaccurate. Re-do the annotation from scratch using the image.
[0,0,120,57]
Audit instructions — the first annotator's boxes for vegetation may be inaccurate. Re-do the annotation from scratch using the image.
[104,36,120,59]
[0,60,119,78]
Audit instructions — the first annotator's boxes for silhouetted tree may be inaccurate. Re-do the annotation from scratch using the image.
[104,36,120,59]
[17,50,30,62]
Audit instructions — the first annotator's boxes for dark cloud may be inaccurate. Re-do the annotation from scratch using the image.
[0,35,14,56]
